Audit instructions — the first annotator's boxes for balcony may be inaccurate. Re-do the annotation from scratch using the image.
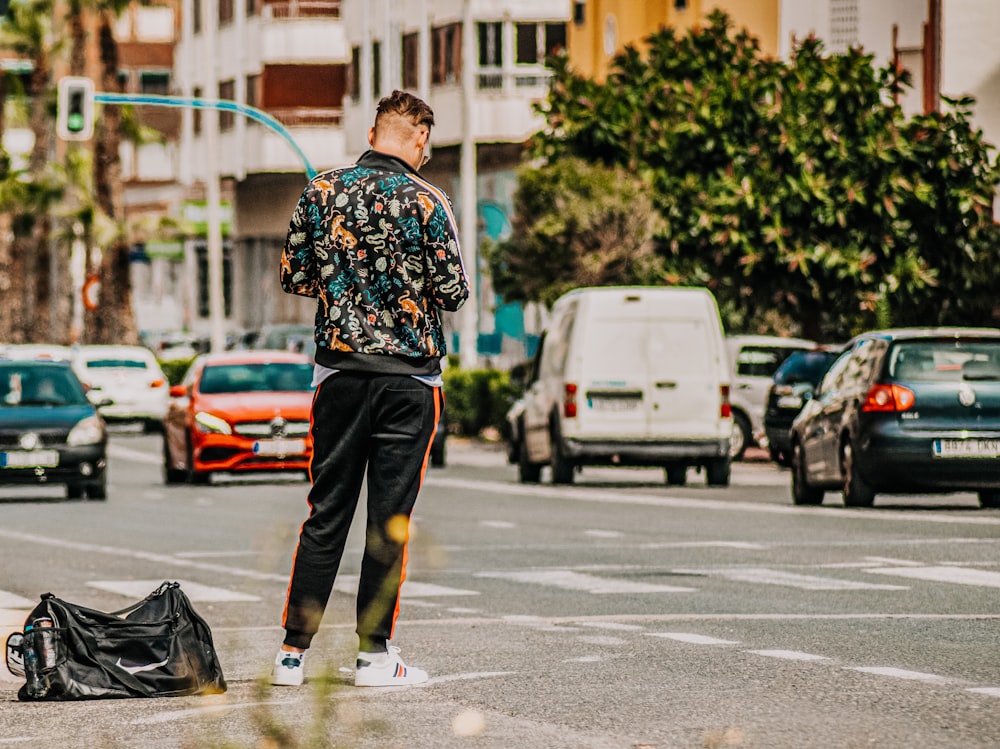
[260,0,341,18]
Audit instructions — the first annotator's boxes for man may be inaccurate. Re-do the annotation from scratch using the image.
[272,90,469,687]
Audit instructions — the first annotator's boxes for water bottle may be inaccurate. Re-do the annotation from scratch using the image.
[22,625,47,698]
[34,618,57,669]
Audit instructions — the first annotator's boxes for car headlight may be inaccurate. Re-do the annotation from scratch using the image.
[68,415,105,446]
[195,411,232,435]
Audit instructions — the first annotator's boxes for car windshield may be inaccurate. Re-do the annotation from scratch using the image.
[736,346,804,378]
[0,365,89,406]
[199,363,315,394]
[773,351,840,386]
[889,340,1000,382]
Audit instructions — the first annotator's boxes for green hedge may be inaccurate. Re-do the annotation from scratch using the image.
[159,357,195,386]
[442,367,521,438]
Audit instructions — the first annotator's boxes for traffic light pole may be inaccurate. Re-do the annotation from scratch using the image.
[92,92,318,179]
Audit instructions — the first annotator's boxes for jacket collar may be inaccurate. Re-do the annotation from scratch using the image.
[357,149,414,174]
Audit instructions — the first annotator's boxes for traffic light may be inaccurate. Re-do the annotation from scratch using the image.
[57,76,95,141]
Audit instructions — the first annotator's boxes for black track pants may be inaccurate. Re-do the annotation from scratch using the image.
[281,372,442,652]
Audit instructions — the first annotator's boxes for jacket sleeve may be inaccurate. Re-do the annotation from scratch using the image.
[280,191,320,298]
[424,198,470,312]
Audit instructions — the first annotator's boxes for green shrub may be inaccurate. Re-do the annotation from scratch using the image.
[159,357,195,386]
[442,367,521,438]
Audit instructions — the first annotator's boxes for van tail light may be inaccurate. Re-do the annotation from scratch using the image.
[564,382,578,418]
[150,379,166,388]
[862,383,915,412]
[720,385,732,418]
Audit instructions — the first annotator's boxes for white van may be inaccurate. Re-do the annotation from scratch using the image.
[510,286,732,485]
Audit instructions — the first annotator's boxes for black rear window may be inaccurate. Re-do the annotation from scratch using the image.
[889,339,1000,382]
[0,364,90,406]
[736,346,807,377]
[199,363,315,394]
[773,351,840,386]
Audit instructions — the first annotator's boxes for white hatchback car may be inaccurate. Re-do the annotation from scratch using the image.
[72,345,170,431]
[725,335,815,459]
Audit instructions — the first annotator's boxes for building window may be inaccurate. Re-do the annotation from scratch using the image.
[246,0,256,16]
[348,46,360,99]
[218,79,235,131]
[196,244,232,318]
[477,22,503,89]
[372,41,381,97]
[573,1,585,25]
[139,71,170,95]
[245,73,259,112]
[516,22,567,64]
[117,69,130,91]
[219,0,234,25]
[193,86,202,134]
[674,0,688,9]
[193,0,201,33]
[402,32,419,90]
[432,23,461,85]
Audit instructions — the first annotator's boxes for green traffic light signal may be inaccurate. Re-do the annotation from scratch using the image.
[57,77,94,140]
[66,91,86,133]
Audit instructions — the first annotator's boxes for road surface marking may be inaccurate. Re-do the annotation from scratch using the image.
[565,655,605,663]
[640,541,770,550]
[334,578,480,598]
[108,444,161,464]
[848,666,950,683]
[676,567,909,591]
[585,529,624,538]
[0,590,36,608]
[423,671,515,685]
[747,650,831,662]
[644,633,740,645]
[865,566,1000,588]
[577,635,626,646]
[477,569,696,594]
[428,476,1000,526]
[967,687,1000,697]
[175,550,262,558]
[87,579,261,602]
[480,520,517,529]
[577,621,645,631]
[132,700,295,725]
[863,557,925,566]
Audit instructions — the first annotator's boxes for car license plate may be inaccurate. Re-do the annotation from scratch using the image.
[0,450,59,468]
[253,439,306,456]
[590,398,640,412]
[932,439,1000,458]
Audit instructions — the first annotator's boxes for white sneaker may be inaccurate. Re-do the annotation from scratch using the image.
[270,648,306,686]
[355,645,428,687]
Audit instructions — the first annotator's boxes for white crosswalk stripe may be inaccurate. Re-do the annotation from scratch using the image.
[864,566,1000,588]
[675,567,909,591]
[476,569,696,594]
[0,590,36,609]
[86,580,261,602]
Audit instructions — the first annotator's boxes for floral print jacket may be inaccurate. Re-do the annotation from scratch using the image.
[280,150,469,375]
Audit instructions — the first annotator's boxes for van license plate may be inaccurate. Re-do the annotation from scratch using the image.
[933,439,1000,458]
[590,398,640,412]
[0,450,59,468]
[253,439,306,456]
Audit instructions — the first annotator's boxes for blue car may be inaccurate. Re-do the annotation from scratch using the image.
[0,359,109,500]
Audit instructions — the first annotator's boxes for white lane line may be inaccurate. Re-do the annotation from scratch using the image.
[0,590,36,608]
[334,578,480,598]
[645,633,740,646]
[565,655,606,663]
[641,541,769,550]
[584,529,624,538]
[865,566,1000,588]
[426,476,1000,526]
[175,550,262,559]
[576,621,645,631]
[863,557,925,566]
[577,635,626,646]
[677,567,909,591]
[87,579,261,602]
[748,650,832,662]
[480,520,517,529]
[849,667,950,683]
[133,700,295,725]
[477,569,696,594]
[423,671,514,686]
[967,687,1000,697]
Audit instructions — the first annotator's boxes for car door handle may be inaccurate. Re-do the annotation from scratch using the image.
[655,381,677,389]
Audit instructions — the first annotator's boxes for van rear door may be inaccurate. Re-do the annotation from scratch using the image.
[579,314,649,435]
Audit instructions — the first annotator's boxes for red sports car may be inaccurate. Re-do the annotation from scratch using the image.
[163,351,315,483]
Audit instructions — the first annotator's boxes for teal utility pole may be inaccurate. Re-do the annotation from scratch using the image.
[93,92,317,179]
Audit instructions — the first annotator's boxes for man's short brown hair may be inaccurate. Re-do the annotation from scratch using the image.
[374,90,435,132]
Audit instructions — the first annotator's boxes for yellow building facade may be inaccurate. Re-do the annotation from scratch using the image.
[568,0,780,80]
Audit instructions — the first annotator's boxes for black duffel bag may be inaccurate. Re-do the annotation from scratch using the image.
[5,581,226,700]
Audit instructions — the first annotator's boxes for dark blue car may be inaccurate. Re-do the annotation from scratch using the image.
[0,359,108,499]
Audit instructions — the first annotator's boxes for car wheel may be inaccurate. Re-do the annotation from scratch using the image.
[791,441,824,505]
[549,420,574,485]
[66,483,85,500]
[978,490,1000,508]
[517,441,542,484]
[85,480,107,501]
[841,439,875,507]
[163,438,186,485]
[729,412,751,461]
[665,465,687,486]
[705,457,731,487]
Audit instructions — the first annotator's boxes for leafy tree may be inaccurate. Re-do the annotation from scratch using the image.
[526,11,1000,339]
[485,157,664,307]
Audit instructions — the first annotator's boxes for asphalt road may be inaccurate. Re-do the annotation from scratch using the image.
[0,431,998,748]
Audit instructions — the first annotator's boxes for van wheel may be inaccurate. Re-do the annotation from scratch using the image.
[841,439,875,507]
[665,465,687,486]
[705,458,731,487]
[549,422,575,485]
[518,442,542,483]
[729,412,750,460]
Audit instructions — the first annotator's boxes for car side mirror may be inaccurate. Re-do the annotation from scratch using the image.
[169,384,188,398]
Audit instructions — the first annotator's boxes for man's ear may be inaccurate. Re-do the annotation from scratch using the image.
[367,126,376,147]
